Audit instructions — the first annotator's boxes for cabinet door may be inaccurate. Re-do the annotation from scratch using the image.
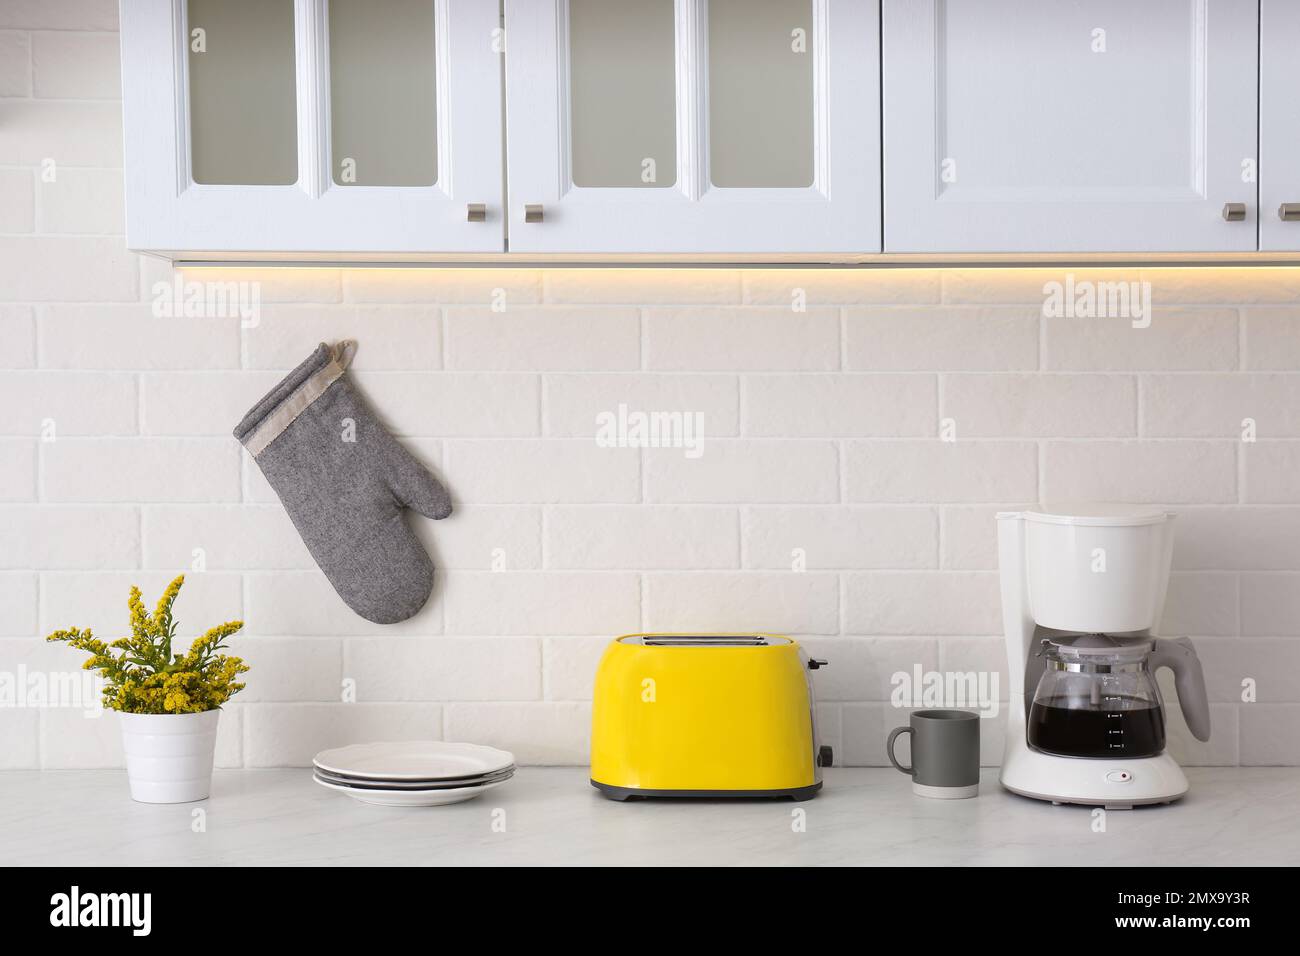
[503,0,880,255]
[883,0,1258,253]
[1261,0,1300,251]
[121,0,503,256]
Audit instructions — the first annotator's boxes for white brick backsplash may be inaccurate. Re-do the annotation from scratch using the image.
[940,505,1015,570]
[1174,508,1300,570]
[0,506,138,569]
[743,269,941,306]
[645,440,837,503]
[845,441,1037,503]
[169,265,343,304]
[31,30,120,98]
[444,702,591,764]
[545,506,739,569]
[1192,637,1300,702]
[0,101,121,167]
[0,32,31,96]
[743,506,937,570]
[542,636,611,700]
[0,371,136,435]
[445,307,639,371]
[799,636,941,701]
[0,440,35,501]
[0,169,34,232]
[1240,705,1300,765]
[344,637,541,701]
[0,306,35,368]
[351,372,539,437]
[846,307,1039,371]
[142,505,313,570]
[944,374,1136,437]
[1244,309,1300,370]
[643,572,839,634]
[1043,441,1237,503]
[344,269,541,305]
[543,373,739,437]
[142,371,281,436]
[244,304,440,369]
[244,703,443,767]
[418,506,542,571]
[544,269,739,304]
[41,708,126,769]
[444,440,639,504]
[245,572,442,636]
[40,571,242,639]
[1243,442,1300,503]
[227,637,341,703]
[843,572,1001,635]
[37,168,125,234]
[1240,574,1300,636]
[40,305,240,369]
[1044,310,1238,371]
[942,268,1143,304]
[937,636,1009,701]
[743,374,936,437]
[645,307,839,371]
[0,712,39,769]
[0,574,37,635]
[1144,374,1300,437]
[1141,267,1300,305]
[0,237,134,301]
[444,571,639,635]
[43,439,240,503]
[1162,573,1239,637]
[1164,700,1239,766]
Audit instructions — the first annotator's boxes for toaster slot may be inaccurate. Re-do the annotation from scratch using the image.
[641,635,770,647]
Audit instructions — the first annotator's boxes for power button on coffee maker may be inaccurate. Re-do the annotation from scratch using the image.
[1105,770,1133,784]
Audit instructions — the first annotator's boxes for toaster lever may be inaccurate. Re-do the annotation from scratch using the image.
[818,745,834,768]
[807,658,828,670]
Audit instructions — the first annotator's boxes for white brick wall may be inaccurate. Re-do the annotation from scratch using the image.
[2,11,1299,771]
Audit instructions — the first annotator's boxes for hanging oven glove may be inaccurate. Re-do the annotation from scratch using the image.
[233,341,452,625]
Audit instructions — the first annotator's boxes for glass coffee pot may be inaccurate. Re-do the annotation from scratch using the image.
[1027,633,1211,759]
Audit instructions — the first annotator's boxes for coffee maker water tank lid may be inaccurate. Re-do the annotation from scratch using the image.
[1009,502,1172,527]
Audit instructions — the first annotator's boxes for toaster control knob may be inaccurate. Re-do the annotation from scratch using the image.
[807,658,828,670]
[818,745,834,768]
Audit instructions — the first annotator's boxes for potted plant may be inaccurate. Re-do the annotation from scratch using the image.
[47,575,248,804]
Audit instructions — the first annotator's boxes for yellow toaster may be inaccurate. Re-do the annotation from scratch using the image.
[590,633,830,800]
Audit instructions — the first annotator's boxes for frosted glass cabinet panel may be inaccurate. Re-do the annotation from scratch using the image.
[708,0,814,188]
[505,0,880,254]
[329,0,438,188]
[569,0,677,188]
[883,0,1259,252]
[187,0,298,185]
[121,0,504,256]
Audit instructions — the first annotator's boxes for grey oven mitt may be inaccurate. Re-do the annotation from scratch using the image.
[233,341,451,624]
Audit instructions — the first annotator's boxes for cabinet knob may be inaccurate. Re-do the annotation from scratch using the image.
[1222,202,1247,221]
[466,203,486,223]
[1280,203,1300,222]
[524,203,544,223]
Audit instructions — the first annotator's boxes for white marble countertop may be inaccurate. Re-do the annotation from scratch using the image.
[2,767,1297,866]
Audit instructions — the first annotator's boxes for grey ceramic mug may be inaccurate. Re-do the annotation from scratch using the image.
[887,709,980,799]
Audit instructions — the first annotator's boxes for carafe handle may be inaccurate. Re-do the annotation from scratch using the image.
[1149,637,1211,742]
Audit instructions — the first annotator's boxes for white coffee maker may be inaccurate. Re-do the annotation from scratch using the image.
[997,503,1211,808]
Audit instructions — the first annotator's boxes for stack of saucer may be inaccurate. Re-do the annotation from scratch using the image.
[312,741,516,807]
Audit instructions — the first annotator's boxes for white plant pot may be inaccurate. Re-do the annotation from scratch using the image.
[119,709,220,804]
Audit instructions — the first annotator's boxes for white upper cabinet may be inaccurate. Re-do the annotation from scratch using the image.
[503,0,881,254]
[882,0,1260,253]
[1261,0,1300,252]
[121,0,504,256]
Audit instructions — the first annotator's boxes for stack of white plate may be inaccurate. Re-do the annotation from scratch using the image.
[312,742,516,807]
